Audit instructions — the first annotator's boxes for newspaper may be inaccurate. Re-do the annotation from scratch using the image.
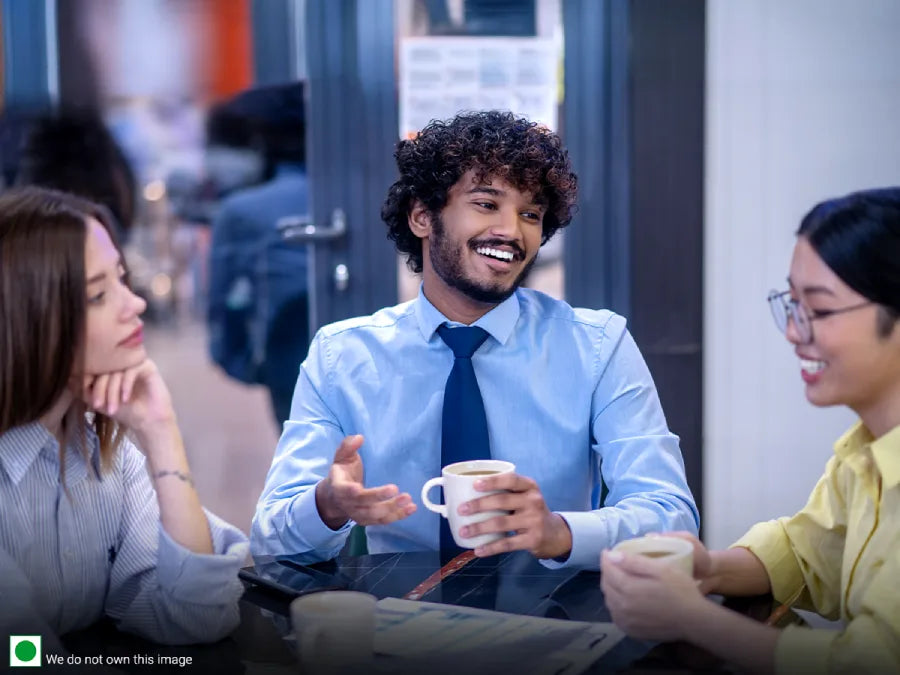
[374,597,623,675]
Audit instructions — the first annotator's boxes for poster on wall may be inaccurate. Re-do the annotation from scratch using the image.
[399,37,560,139]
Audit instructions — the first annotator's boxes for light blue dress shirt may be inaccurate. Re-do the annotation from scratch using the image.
[0,422,249,649]
[252,287,699,569]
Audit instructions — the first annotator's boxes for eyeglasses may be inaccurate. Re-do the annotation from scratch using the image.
[767,290,873,344]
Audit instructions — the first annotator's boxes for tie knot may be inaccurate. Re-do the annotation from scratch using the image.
[437,324,489,358]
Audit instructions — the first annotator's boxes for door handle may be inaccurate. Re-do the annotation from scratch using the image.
[277,208,347,242]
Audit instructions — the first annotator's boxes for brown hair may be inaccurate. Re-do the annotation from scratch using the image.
[0,186,125,475]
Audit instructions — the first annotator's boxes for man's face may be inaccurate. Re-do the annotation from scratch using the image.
[419,170,545,309]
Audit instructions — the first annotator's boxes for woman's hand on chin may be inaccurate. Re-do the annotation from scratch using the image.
[82,358,177,435]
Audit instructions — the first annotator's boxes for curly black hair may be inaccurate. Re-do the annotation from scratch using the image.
[381,111,578,273]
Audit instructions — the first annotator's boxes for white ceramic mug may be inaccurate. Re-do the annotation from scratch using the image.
[612,535,694,576]
[420,459,516,549]
[290,590,377,674]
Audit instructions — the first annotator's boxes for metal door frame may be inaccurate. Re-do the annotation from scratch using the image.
[303,0,399,332]
[1,0,58,107]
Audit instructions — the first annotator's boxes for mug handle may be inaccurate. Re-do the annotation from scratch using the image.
[420,477,447,517]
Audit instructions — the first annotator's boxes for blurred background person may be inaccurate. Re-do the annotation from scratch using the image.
[16,107,138,242]
[207,83,310,426]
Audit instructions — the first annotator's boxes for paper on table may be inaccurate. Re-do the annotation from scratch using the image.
[375,597,624,675]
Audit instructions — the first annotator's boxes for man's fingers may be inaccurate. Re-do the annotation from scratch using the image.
[460,513,518,539]
[332,481,400,506]
[333,434,364,464]
[473,472,535,493]
[461,490,531,515]
[472,531,531,558]
[354,493,417,526]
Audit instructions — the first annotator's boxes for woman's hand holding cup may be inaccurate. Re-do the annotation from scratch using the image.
[600,533,709,641]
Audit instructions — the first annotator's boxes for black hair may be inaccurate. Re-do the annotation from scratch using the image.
[206,83,306,180]
[16,109,136,239]
[381,111,577,273]
[797,187,900,336]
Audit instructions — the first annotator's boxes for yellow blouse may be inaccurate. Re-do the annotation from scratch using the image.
[734,421,900,673]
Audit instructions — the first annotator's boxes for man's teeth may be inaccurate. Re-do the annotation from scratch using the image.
[476,247,514,262]
[800,358,826,375]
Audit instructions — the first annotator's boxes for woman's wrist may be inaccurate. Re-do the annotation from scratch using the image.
[678,594,724,643]
[135,420,187,469]
[131,414,178,440]
[706,550,724,591]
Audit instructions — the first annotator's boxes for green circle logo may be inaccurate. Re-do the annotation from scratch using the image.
[15,640,37,662]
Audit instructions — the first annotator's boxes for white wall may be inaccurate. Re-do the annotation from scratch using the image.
[704,0,900,549]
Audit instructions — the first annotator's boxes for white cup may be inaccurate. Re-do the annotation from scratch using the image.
[612,535,694,576]
[290,591,377,674]
[420,459,516,549]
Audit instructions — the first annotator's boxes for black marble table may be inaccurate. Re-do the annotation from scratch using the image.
[238,550,783,673]
[60,551,787,674]
[243,550,599,617]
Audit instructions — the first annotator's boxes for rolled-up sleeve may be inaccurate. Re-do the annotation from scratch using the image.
[733,454,900,673]
[546,319,699,570]
[104,444,248,644]
[732,456,847,617]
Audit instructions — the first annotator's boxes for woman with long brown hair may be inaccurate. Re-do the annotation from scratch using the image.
[0,187,248,650]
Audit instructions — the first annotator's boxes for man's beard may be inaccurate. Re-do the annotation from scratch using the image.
[428,213,536,305]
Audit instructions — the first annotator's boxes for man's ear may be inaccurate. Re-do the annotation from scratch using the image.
[408,200,432,240]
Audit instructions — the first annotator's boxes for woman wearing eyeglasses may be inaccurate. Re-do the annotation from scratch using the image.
[601,187,900,673]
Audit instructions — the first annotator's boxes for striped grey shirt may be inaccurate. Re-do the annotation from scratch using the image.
[0,422,249,647]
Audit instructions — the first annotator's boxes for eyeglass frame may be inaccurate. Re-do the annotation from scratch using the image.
[766,289,873,345]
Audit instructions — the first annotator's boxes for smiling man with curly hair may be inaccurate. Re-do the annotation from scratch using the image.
[253,111,699,568]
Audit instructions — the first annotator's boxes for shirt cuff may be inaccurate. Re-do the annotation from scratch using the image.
[774,625,835,675]
[731,519,805,605]
[539,511,603,570]
[156,509,249,604]
[288,485,354,553]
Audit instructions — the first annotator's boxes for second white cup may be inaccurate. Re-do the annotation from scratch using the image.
[420,459,516,549]
[290,590,376,674]
[611,535,694,576]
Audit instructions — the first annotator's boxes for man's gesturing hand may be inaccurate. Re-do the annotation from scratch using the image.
[314,435,417,530]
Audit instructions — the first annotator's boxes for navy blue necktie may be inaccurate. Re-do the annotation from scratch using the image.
[437,324,491,551]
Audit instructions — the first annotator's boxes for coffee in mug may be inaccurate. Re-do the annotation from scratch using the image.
[421,460,515,548]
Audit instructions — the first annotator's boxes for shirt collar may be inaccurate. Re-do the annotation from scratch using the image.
[871,423,900,488]
[413,284,520,346]
[0,421,101,486]
[833,420,900,488]
[0,422,59,484]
